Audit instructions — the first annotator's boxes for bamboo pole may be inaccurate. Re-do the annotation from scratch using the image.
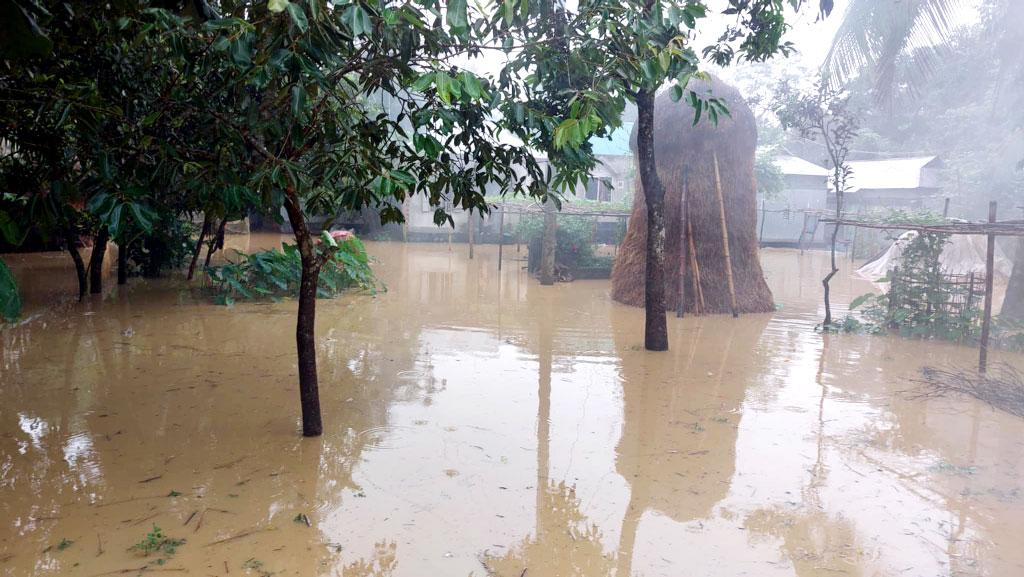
[688,215,704,314]
[979,201,997,373]
[498,206,505,271]
[758,198,766,246]
[677,170,689,318]
[713,153,739,318]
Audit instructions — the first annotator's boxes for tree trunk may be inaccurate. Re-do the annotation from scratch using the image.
[187,215,211,281]
[822,191,842,327]
[203,218,227,269]
[636,89,668,351]
[117,239,128,285]
[283,193,323,437]
[1002,238,1024,322]
[64,227,88,301]
[540,201,557,285]
[89,227,109,295]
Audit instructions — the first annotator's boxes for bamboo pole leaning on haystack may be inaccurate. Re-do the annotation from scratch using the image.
[677,170,689,318]
[687,216,704,314]
[713,153,739,318]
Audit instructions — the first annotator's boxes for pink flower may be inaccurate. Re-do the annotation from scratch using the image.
[329,230,354,241]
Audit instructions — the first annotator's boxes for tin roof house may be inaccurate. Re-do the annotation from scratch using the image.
[837,156,943,210]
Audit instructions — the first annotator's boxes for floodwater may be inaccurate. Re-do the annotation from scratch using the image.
[2,237,1023,577]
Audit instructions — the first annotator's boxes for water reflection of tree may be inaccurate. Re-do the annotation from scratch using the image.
[610,309,771,575]
[483,481,616,577]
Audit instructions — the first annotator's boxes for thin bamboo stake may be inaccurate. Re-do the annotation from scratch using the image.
[677,169,689,318]
[979,201,997,374]
[687,218,704,315]
[713,153,739,318]
[498,206,505,271]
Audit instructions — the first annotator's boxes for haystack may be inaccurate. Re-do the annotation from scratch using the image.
[610,77,774,314]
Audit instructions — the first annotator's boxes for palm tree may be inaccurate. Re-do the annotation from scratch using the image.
[822,0,963,97]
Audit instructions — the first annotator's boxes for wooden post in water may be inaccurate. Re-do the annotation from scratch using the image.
[979,201,997,374]
[468,212,475,260]
[942,197,951,219]
[540,200,557,285]
[498,206,505,271]
[677,170,689,318]
[713,153,739,318]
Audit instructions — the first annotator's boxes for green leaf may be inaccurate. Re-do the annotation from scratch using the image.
[435,72,454,105]
[411,72,434,92]
[268,0,290,13]
[446,0,468,30]
[127,203,154,234]
[553,118,579,149]
[670,85,684,102]
[286,2,308,32]
[459,71,482,99]
[343,5,371,36]
[849,293,873,310]
[291,84,307,117]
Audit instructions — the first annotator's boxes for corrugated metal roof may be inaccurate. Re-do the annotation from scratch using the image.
[590,122,633,156]
[775,155,829,176]
[847,156,939,190]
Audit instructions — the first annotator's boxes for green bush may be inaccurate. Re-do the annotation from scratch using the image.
[518,214,607,270]
[206,236,378,305]
[129,216,196,278]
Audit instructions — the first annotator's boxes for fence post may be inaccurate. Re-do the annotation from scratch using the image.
[979,201,997,373]
[963,271,976,344]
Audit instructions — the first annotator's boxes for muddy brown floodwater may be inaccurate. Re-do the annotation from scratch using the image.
[2,238,1024,577]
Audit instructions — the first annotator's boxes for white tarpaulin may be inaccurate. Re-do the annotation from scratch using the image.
[856,231,1014,285]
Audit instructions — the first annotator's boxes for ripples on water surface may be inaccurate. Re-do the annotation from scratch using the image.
[1,239,1023,577]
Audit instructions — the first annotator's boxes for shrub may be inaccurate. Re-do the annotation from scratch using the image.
[206,235,378,305]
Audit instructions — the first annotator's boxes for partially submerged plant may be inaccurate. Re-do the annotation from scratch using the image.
[130,525,185,557]
[206,234,378,306]
[841,232,985,342]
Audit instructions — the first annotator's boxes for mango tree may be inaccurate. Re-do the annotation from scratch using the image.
[500,0,825,351]
[147,0,564,436]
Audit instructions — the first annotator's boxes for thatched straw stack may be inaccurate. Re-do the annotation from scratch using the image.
[611,76,774,314]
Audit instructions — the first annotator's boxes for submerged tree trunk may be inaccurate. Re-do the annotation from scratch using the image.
[283,192,323,437]
[64,227,88,301]
[117,240,128,285]
[636,89,668,351]
[1002,238,1024,322]
[822,188,842,327]
[187,215,211,281]
[89,227,109,295]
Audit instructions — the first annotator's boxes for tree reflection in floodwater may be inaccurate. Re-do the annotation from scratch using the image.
[482,481,616,577]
